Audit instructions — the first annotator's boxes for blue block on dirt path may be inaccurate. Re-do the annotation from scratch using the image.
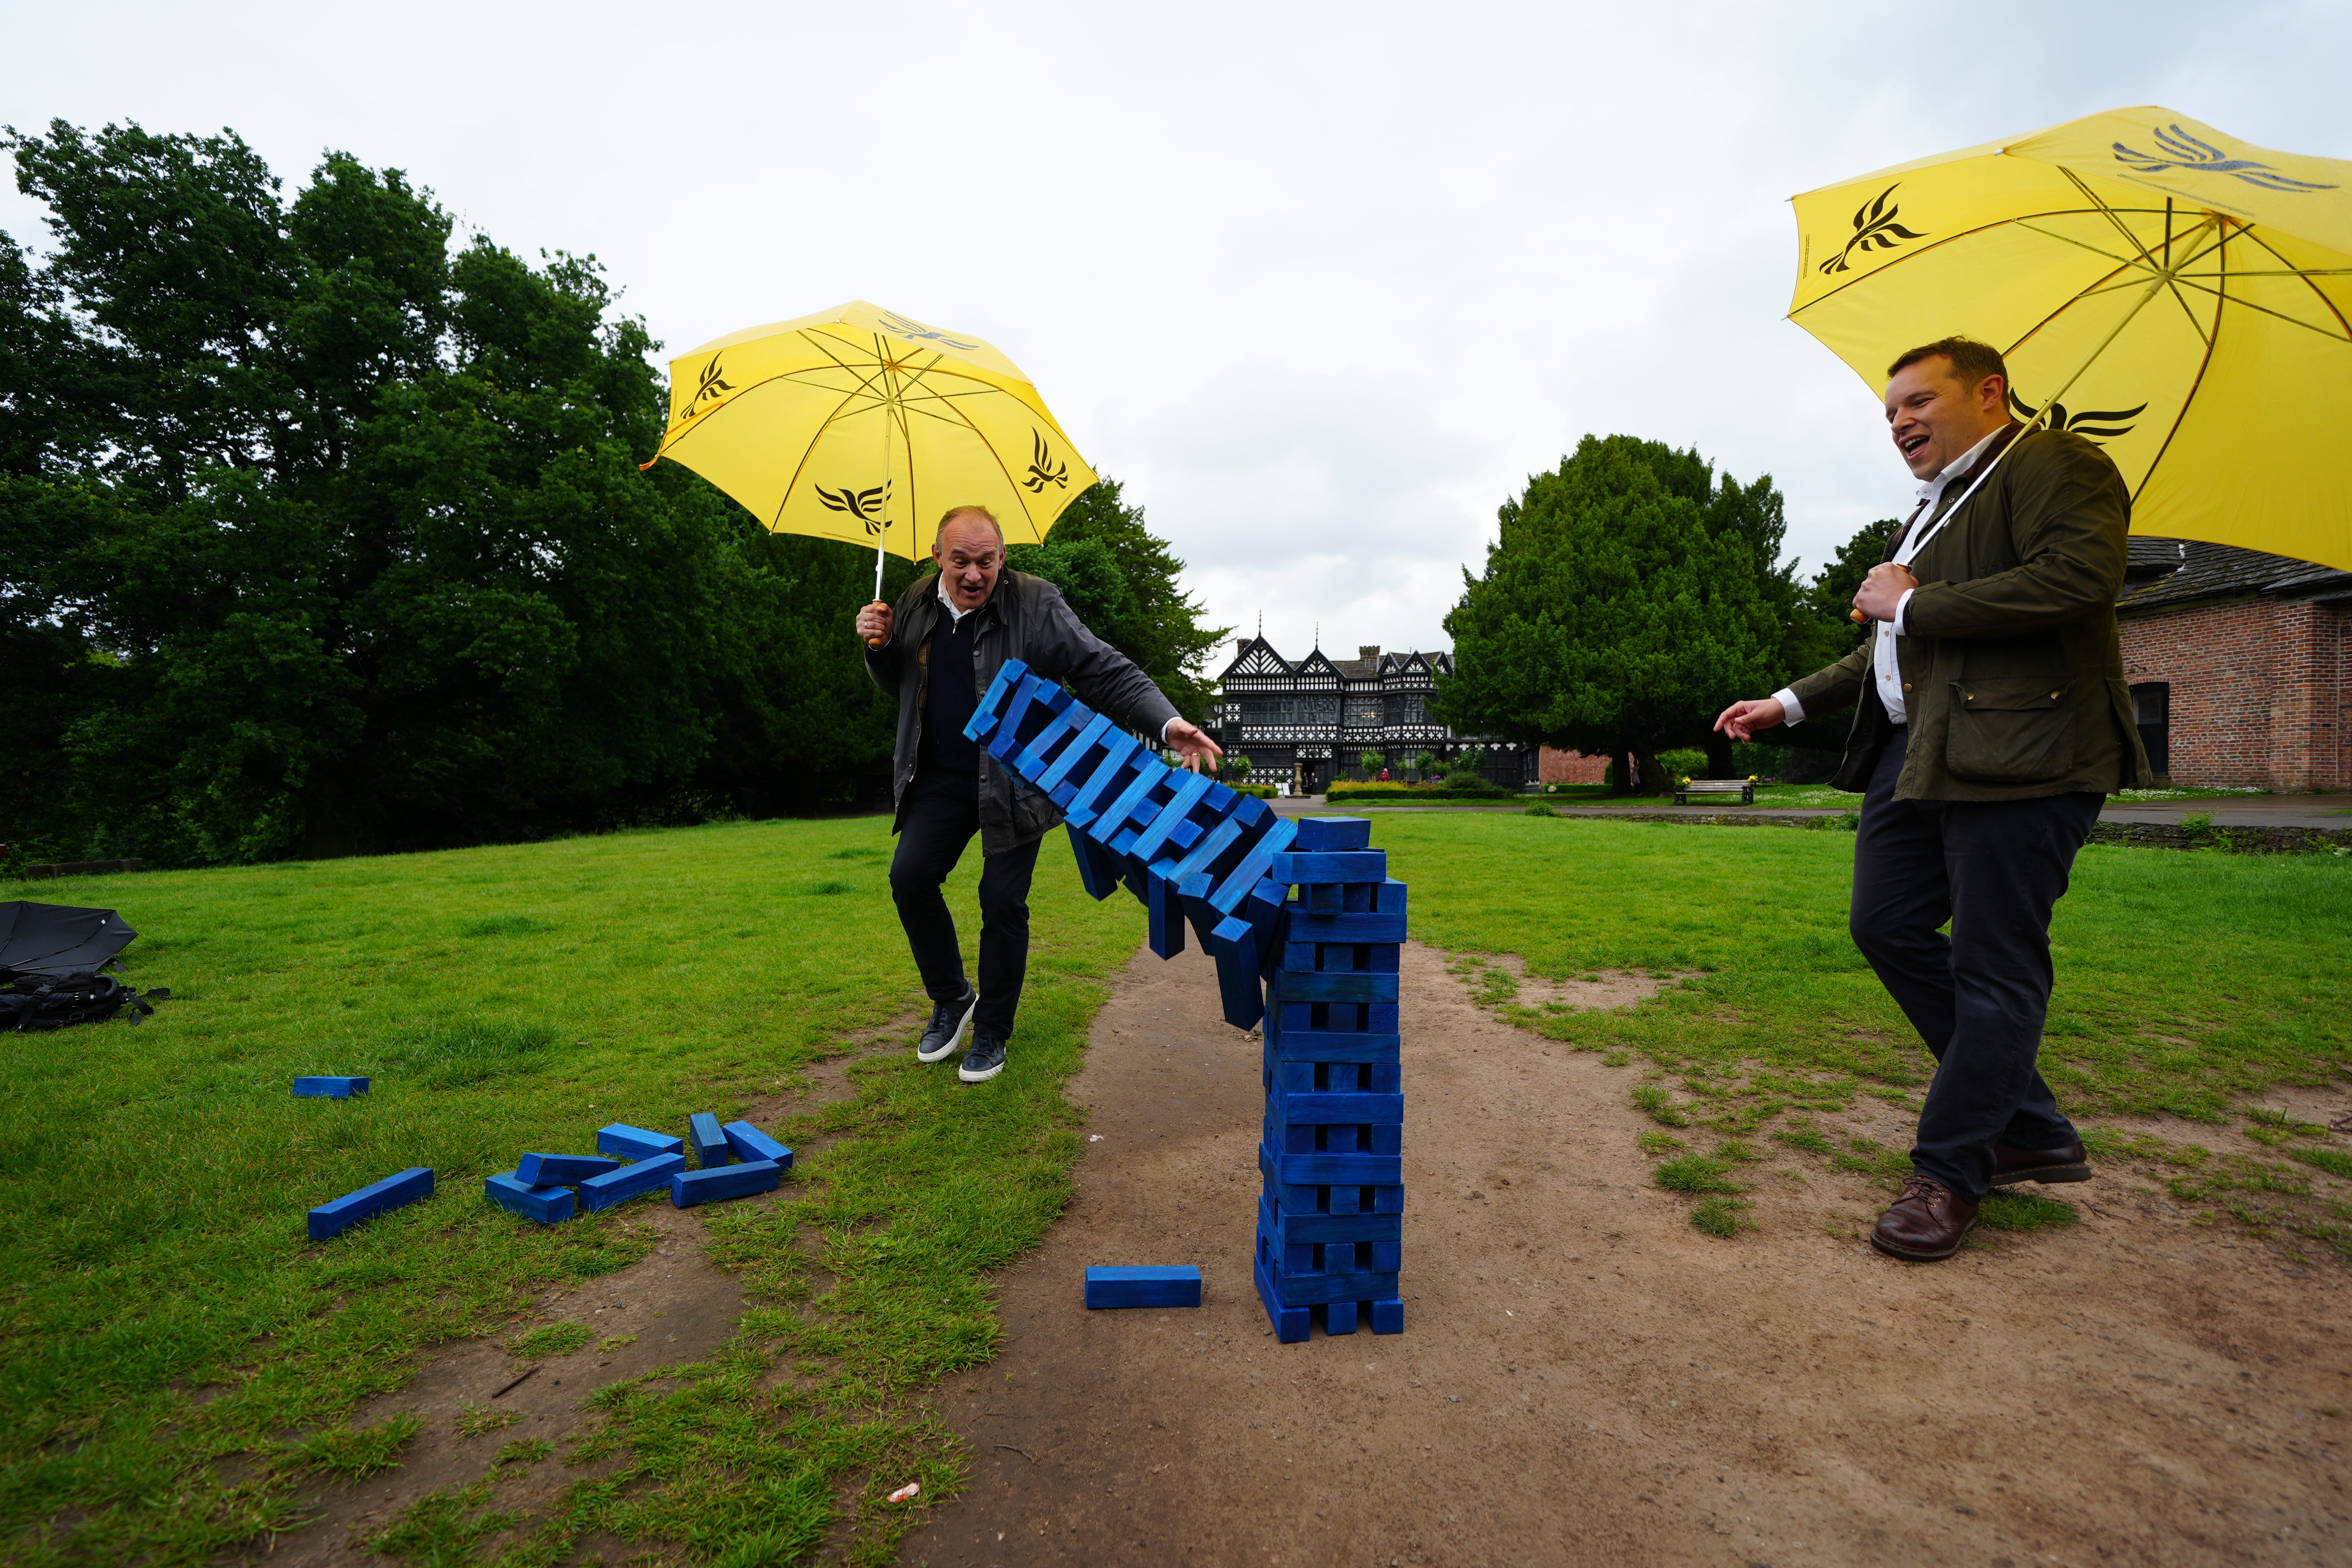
[1273,850,1386,884]
[670,1159,781,1207]
[1323,1300,1359,1336]
[293,1076,369,1098]
[579,1152,686,1212]
[485,1169,576,1225]
[1369,1298,1405,1334]
[1253,1250,1311,1343]
[1084,1265,1203,1309]
[308,1166,433,1240]
[721,1120,793,1168]
[516,1152,622,1186]
[1290,817,1372,852]
[596,1123,683,1161]
[688,1112,731,1168]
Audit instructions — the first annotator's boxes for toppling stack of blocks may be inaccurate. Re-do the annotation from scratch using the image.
[960,661,1405,1341]
[481,1117,794,1225]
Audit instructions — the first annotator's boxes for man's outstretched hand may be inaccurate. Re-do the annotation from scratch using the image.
[1713,697,1786,744]
[1165,718,1224,774]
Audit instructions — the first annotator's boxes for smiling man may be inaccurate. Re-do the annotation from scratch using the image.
[857,505,1222,1083]
[1715,337,2151,1261]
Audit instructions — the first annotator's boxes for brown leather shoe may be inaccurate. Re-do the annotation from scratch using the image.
[1993,1140,2092,1186]
[1870,1174,1978,1261]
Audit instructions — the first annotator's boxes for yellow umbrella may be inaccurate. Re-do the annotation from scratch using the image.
[1788,107,2352,573]
[641,300,1099,602]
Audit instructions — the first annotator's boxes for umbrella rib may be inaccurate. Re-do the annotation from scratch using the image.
[2157,273,2352,343]
[1790,207,2143,315]
[2060,172,2221,343]
[2130,231,2230,514]
[2230,224,2352,342]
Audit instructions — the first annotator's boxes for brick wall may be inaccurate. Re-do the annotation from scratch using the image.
[2119,598,2349,791]
[1539,746,1609,784]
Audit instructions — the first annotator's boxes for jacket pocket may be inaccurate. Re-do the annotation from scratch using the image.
[1944,678,2075,784]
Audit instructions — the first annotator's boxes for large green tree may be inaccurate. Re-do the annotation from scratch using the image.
[1432,434,1831,794]
[0,121,917,867]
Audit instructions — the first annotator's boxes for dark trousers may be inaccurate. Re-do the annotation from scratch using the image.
[889,769,1042,1038]
[1850,728,2102,1202]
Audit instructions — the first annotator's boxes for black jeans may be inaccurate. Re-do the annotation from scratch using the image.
[889,769,1043,1039]
[1850,728,2103,1203]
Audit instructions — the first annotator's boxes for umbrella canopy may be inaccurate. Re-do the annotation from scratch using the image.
[0,901,136,978]
[642,300,1098,563]
[1789,107,2352,573]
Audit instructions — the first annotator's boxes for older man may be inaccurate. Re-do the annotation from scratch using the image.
[1717,336,2151,1260]
[856,505,1222,1083]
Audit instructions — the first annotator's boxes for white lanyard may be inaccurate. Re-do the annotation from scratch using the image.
[1896,436,2015,569]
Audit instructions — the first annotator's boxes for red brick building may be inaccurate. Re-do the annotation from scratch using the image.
[2117,539,2352,791]
[1537,746,1608,784]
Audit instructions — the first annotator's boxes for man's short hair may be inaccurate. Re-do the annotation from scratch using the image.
[1887,336,2008,394]
[934,505,1004,548]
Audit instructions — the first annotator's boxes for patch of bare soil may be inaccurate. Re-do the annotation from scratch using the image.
[1451,951,1699,1016]
[898,940,2351,1568]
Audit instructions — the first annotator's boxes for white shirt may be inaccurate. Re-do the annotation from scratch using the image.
[938,573,1180,745]
[1773,425,2006,729]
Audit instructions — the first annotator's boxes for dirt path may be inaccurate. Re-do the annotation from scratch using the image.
[897,940,2350,1568]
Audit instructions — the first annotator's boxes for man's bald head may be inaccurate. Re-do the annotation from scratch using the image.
[932,505,1006,612]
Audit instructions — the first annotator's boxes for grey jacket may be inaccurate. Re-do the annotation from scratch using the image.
[864,569,1183,855]
[1789,425,2153,800]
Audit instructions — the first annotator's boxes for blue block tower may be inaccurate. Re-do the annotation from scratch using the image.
[962,661,1405,1343]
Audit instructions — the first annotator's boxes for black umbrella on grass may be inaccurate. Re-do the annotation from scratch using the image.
[0,902,165,1031]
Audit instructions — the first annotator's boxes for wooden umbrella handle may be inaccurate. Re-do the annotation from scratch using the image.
[865,601,891,649]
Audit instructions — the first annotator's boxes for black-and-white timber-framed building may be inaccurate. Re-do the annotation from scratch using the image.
[1209,638,1538,796]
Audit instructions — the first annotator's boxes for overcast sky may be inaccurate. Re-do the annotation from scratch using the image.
[7,1,2348,662]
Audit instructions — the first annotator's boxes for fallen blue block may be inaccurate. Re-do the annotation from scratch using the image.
[596,1123,683,1161]
[721,1120,793,1167]
[293,1076,369,1098]
[688,1112,730,1168]
[1085,1265,1204,1309]
[308,1166,433,1240]
[1290,816,1371,852]
[486,1169,576,1225]
[579,1152,686,1212]
[516,1152,622,1187]
[671,1159,781,1207]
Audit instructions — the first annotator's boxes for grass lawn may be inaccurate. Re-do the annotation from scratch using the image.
[5,813,2348,1563]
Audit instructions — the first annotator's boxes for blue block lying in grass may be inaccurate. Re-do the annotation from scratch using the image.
[1084,1265,1203,1309]
[293,1076,369,1098]
[579,1152,686,1212]
[486,1169,576,1225]
[597,1123,683,1161]
[516,1152,622,1187]
[670,1159,781,1207]
[688,1112,731,1168]
[308,1166,433,1240]
[1290,816,1370,852]
[721,1120,793,1168]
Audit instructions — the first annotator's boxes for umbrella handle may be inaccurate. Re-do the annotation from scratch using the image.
[865,600,890,650]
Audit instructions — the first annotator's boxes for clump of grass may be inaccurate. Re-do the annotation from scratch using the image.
[827,846,888,861]
[2289,1146,2352,1180]
[392,1022,557,1090]
[1715,1139,1761,1162]
[1523,802,1561,817]
[1653,1155,1741,1194]
[1774,1126,1835,1155]
[452,1404,520,1438]
[1631,1083,1688,1127]
[595,1334,638,1352]
[1690,1197,1751,1238]
[506,1321,594,1358]
[1979,1190,2080,1232]
[798,880,859,897]
[286,1413,422,1481]
[492,1438,555,1467]
[461,914,553,937]
[1636,1130,1684,1157]
[1602,1049,1631,1067]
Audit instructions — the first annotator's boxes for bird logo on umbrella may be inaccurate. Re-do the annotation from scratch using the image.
[1023,431,1069,493]
[817,481,893,533]
[2111,125,2338,192]
[1819,184,1928,274]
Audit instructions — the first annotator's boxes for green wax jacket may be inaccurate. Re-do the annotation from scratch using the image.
[1789,425,2153,800]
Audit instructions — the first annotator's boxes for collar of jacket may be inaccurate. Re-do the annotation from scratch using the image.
[1884,421,2028,564]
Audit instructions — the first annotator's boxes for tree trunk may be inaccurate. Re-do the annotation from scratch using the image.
[1632,745,1673,797]
[1609,746,1635,797]
[1704,730,1736,780]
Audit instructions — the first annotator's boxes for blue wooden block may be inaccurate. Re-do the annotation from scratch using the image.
[721,1120,793,1168]
[1324,1300,1359,1335]
[292,1075,369,1098]
[985,675,1067,762]
[1274,850,1387,884]
[1013,692,1096,776]
[1067,822,1127,901]
[1285,911,1406,944]
[1265,1147,1403,1185]
[516,1152,622,1186]
[1270,1090,1404,1125]
[1254,1248,1311,1343]
[964,657,1029,741]
[578,1151,686,1212]
[670,1159,781,1207]
[1087,758,1176,853]
[1290,816,1371,851]
[597,1123,683,1160]
[308,1166,433,1240]
[688,1112,731,1168]
[1145,864,1187,959]
[1307,882,1344,913]
[485,1169,576,1225]
[1370,1297,1405,1334]
[1130,772,1216,866]
[1270,1266,1400,1308]
[1063,733,1147,826]
[1084,1265,1203,1309]
[1039,713,1116,799]
[1273,1209,1402,1248]
[1374,878,1408,914]
[1269,970,1400,1005]
[1206,914,1264,1031]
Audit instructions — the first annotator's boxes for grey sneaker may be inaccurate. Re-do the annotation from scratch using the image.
[959,1031,1008,1083]
[917,986,978,1063]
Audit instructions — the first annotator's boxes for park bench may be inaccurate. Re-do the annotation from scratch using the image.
[1673,777,1756,806]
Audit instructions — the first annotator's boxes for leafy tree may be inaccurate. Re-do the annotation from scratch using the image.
[1005,475,1227,721]
[1432,435,1794,795]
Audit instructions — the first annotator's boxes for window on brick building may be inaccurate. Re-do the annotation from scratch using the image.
[2130,682,2171,779]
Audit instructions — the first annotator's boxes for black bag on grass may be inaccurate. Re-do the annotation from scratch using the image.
[0,969,168,1031]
